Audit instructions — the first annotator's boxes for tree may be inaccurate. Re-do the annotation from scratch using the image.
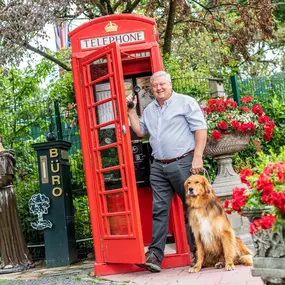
[0,0,276,71]
[0,60,56,145]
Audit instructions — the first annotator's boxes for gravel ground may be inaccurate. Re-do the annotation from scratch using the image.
[1,275,131,285]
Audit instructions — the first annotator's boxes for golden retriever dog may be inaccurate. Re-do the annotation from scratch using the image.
[184,175,253,273]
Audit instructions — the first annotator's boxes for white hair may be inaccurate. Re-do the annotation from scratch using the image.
[150,71,171,84]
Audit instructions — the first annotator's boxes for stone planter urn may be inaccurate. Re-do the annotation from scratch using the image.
[242,209,285,285]
[204,132,251,198]
[251,226,285,285]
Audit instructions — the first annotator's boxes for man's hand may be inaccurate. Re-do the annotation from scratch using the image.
[191,129,207,175]
[126,94,137,110]
[191,155,203,175]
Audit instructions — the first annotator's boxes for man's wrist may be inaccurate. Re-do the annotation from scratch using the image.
[128,108,136,114]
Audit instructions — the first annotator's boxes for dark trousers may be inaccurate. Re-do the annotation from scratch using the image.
[148,154,195,262]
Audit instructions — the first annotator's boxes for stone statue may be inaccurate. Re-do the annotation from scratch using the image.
[0,136,32,273]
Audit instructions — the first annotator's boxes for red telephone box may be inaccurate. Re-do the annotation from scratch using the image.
[69,14,190,276]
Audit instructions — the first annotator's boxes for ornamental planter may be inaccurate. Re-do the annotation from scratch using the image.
[204,132,251,198]
[242,209,285,285]
[251,226,285,285]
[241,207,272,223]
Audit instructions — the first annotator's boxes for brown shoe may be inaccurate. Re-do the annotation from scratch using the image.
[136,251,161,273]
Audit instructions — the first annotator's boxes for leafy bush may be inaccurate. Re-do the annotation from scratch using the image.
[73,195,92,240]
[14,137,46,245]
[257,92,285,154]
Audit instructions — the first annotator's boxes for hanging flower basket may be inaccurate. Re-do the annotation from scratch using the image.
[204,132,251,157]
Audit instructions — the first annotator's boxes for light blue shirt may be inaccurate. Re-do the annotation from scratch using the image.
[139,91,207,160]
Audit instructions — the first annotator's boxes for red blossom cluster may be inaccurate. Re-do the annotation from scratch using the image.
[224,187,249,213]
[224,162,285,235]
[249,214,276,235]
[240,168,254,186]
[203,96,275,142]
[255,162,285,213]
[203,98,238,115]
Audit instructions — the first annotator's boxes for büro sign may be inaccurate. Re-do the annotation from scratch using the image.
[81,31,145,49]
[49,148,63,198]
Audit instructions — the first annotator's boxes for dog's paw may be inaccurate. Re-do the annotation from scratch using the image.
[225,263,235,271]
[188,265,202,273]
[214,262,224,269]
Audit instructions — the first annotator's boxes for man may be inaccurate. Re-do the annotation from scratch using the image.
[127,71,207,273]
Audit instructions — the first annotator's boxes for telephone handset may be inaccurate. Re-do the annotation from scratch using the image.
[127,85,141,109]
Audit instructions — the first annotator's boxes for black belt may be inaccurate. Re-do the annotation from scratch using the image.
[155,150,194,164]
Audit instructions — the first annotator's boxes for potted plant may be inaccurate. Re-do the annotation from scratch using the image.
[201,96,275,197]
[224,157,285,285]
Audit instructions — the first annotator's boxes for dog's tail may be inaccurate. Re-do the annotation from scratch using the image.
[236,237,253,266]
[238,254,253,266]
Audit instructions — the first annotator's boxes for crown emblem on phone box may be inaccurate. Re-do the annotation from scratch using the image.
[105,21,118,33]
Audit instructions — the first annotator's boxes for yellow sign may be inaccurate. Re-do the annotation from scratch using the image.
[48,148,63,198]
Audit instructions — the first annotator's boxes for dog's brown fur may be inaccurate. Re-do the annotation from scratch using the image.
[184,175,253,273]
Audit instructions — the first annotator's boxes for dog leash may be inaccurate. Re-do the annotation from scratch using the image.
[190,167,212,184]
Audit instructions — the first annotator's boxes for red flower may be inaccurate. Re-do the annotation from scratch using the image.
[252,104,263,115]
[208,99,217,105]
[215,99,224,106]
[240,122,255,132]
[250,214,276,235]
[258,115,269,124]
[231,120,241,131]
[212,130,221,141]
[231,187,248,212]
[240,168,254,186]
[202,106,212,114]
[241,106,250,112]
[217,106,226,112]
[224,100,238,107]
[217,121,228,130]
[271,192,285,213]
[240,96,253,103]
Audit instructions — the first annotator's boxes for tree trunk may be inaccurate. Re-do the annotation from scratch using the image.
[162,0,177,56]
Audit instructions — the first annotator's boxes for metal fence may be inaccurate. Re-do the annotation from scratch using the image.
[2,100,93,262]
[239,75,285,97]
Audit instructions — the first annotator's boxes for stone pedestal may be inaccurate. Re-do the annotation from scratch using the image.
[250,226,285,285]
[212,154,246,197]
[204,133,250,233]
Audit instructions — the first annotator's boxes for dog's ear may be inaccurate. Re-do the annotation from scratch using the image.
[203,177,213,194]
[184,177,190,191]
